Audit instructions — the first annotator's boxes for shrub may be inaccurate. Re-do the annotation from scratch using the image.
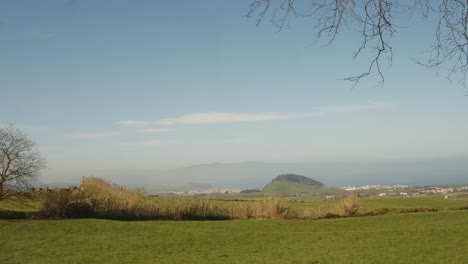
[337,194,359,217]
[0,210,29,219]
[400,208,438,213]
[264,198,288,219]
[64,201,95,218]
[38,176,143,219]
[39,190,74,218]
[453,206,468,211]
[240,189,261,193]
[360,208,391,217]
[79,176,144,213]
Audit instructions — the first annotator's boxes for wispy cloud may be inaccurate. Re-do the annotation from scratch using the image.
[157,112,325,126]
[117,102,392,127]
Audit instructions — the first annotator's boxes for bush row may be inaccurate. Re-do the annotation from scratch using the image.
[36,177,361,220]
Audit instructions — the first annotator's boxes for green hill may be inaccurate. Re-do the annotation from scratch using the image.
[262,174,336,195]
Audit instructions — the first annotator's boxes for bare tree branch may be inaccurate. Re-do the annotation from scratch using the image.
[0,125,45,201]
[417,0,468,85]
[249,0,468,88]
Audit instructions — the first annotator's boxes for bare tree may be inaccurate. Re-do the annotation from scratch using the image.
[0,125,45,201]
[249,0,468,87]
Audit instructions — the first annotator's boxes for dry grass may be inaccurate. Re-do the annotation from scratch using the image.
[225,198,289,219]
[39,177,360,220]
[337,194,359,216]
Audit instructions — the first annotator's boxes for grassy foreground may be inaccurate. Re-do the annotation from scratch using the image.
[2,210,468,264]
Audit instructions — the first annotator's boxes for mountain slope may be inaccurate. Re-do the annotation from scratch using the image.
[262,174,330,194]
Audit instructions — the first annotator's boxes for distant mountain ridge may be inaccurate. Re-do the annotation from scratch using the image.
[41,157,468,190]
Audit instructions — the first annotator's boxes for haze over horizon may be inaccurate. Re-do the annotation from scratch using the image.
[41,158,468,190]
[2,1,468,187]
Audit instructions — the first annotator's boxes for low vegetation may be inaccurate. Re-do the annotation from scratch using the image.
[1,177,467,221]
[2,177,468,263]
[36,177,292,220]
[0,176,359,220]
[2,211,468,263]
[338,194,359,216]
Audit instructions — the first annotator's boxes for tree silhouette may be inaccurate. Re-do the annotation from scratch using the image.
[0,126,45,201]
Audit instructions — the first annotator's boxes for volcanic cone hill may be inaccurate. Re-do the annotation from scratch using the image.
[262,174,333,195]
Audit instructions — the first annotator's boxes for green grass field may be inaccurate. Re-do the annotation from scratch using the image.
[2,187,468,263]
[2,210,468,263]
[358,197,468,211]
[288,197,468,210]
[262,182,341,195]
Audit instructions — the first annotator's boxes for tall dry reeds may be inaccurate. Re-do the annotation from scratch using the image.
[79,176,144,212]
[336,194,359,217]
[226,198,289,219]
[39,176,143,218]
[39,177,361,220]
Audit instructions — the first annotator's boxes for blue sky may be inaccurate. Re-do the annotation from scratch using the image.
[2,0,468,178]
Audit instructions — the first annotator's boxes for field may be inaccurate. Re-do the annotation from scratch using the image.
[288,196,468,213]
[2,210,468,263]
[2,177,468,264]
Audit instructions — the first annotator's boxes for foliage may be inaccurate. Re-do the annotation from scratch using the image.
[400,207,438,213]
[39,189,94,218]
[239,188,261,193]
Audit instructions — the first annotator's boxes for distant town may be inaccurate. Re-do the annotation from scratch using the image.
[150,184,468,199]
[342,184,468,199]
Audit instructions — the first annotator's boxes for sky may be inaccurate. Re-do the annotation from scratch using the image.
[1,0,468,183]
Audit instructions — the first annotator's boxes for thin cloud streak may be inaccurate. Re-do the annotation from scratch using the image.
[157,112,325,126]
[117,102,393,127]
